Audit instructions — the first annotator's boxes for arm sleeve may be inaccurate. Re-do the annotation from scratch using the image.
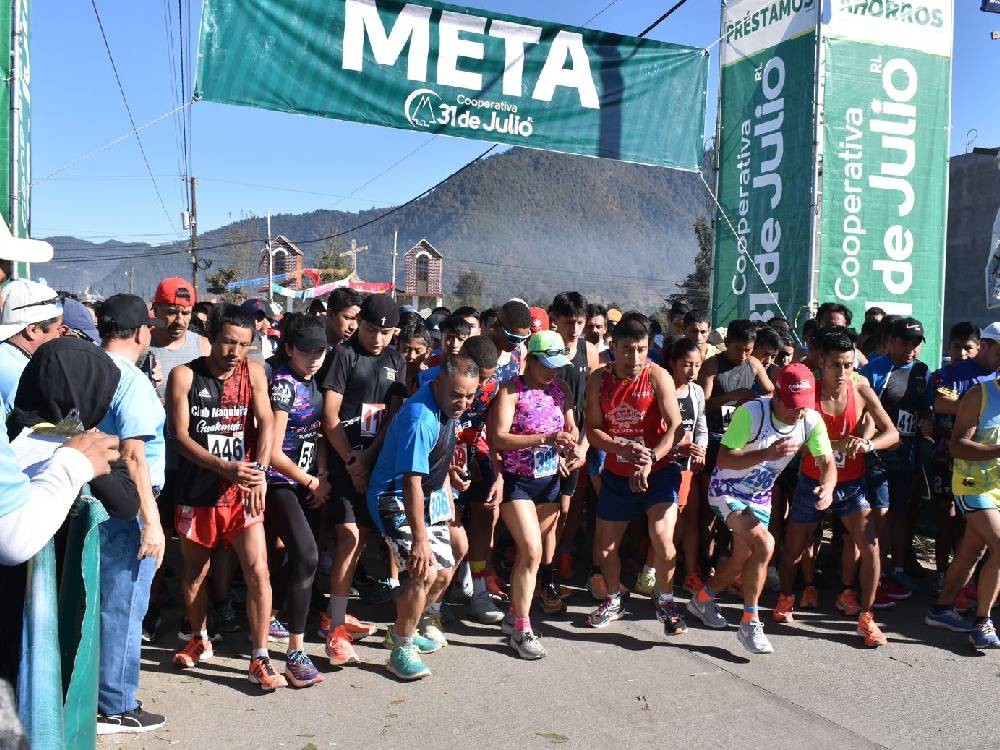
[691,383,708,447]
[394,410,437,477]
[320,346,352,394]
[89,461,141,520]
[0,446,95,565]
[805,417,833,457]
[720,406,753,450]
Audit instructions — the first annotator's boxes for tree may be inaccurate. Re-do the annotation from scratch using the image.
[316,238,352,281]
[206,265,245,303]
[667,217,713,313]
[453,270,486,309]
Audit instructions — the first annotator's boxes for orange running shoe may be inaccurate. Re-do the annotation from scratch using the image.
[835,589,861,617]
[344,613,378,640]
[772,593,796,623]
[325,625,360,667]
[172,636,213,668]
[683,573,705,596]
[857,611,888,647]
[800,585,819,609]
[588,573,609,601]
[248,655,288,691]
[556,551,574,581]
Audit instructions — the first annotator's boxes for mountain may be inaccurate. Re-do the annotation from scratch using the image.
[38,147,713,311]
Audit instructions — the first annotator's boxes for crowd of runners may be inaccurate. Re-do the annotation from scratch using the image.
[2,272,1000,736]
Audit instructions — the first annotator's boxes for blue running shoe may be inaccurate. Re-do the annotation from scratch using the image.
[925,608,973,633]
[268,617,290,643]
[381,624,442,654]
[284,650,324,688]
[387,645,431,681]
[970,619,1000,650]
[890,570,920,594]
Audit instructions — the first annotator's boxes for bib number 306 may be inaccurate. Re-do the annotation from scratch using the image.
[208,432,245,462]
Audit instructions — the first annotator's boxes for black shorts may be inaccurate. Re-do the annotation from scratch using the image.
[458,453,497,505]
[157,470,178,532]
[560,468,581,497]
[502,473,560,504]
[328,474,375,529]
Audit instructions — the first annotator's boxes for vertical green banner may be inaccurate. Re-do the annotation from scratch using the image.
[713,0,818,328]
[818,1,952,363]
[0,1,11,233]
[13,0,30,243]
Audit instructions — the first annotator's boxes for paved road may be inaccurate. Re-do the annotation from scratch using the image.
[99,582,999,750]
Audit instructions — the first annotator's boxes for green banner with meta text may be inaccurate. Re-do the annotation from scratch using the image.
[194,0,709,170]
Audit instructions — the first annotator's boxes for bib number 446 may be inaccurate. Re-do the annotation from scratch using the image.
[208,432,245,462]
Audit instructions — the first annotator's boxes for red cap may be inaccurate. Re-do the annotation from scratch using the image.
[154,277,196,307]
[775,363,816,409]
[529,306,549,333]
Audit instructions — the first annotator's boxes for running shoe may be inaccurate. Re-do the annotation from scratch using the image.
[382,624,442,654]
[772,594,795,623]
[500,611,516,636]
[857,612,888,648]
[835,589,861,617]
[737,619,774,654]
[538,582,568,614]
[96,702,166,735]
[469,590,506,624]
[325,625,360,667]
[873,583,896,610]
[419,614,448,647]
[284,650,325,688]
[587,572,610,601]
[799,585,819,610]
[925,608,973,633]
[969,619,1000,650]
[172,637,213,668]
[453,561,474,601]
[212,600,242,633]
[509,630,546,660]
[386,645,431,681]
[881,576,912,601]
[587,595,626,628]
[317,612,379,641]
[268,617,290,644]
[356,577,394,606]
[176,618,222,643]
[765,566,780,592]
[485,572,510,602]
[248,655,288,691]
[682,573,705,596]
[954,589,975,614]
[634,568,657,597]
[655,599,688,636]
[556,551,574,581]
[686,594,729,629]
[890,570,920,595]
[141,609,161,644]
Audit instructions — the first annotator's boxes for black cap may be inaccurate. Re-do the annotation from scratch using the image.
[286,325,328,351]
[889,317,925,342]
[241,298,275,321]
[97,294,165,335]
[360,294,399,329]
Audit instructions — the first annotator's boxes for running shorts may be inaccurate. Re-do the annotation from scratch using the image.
[789,475,869,525]
[175,502,264,549]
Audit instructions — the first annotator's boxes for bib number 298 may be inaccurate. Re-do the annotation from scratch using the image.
[208,433,245,462]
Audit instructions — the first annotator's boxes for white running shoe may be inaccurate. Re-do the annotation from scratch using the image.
[469,590,505,624]
[737,619,774,654]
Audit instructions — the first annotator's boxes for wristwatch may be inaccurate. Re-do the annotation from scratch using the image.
[251,462,268,473]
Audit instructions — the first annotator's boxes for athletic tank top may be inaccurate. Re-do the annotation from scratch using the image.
[599,364,669,478]
[802,383,864,482]
[707,354,755,434]
[151,330,203,399]
[494,347,523,387]
[267,364,323,485]
[501,376,566,478]
[175,358,259,507]
[952,379,1000,505]
[676,387,696,470]
[560,341,589,422]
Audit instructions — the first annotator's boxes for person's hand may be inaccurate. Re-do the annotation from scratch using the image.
[557,456,571,478]
[450,466,471,493]
[764,437,797,461]
[484,474,504,509]
[618,440,652,465]
[671,433,694,459]
[150,359,164,390]
[225,461,264,487]
[306,474,331,508]
[64,432,120,478]
[346,449,369,493]
[408,537,436,580]
[839,436,868,459]
[244,482,266,517]
[629,462,651,493]
[813,480,835,511]
[138,518,166,569]
[549,432,576,452]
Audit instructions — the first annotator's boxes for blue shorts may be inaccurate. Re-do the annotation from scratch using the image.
[587,448,606,478]
[954,494,1000,514]
[866,463,915,512]
[596,464,680,522]
[789,475,869,524]
[502,472,560,504]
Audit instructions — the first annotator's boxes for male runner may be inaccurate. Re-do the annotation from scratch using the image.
[320,294,406,665]
[167,304,283,690]
[585,303,609,353]
[584,314,686,636]
[773,328,898,647]
[687,364,835,654]
[324,288,363,347]
[0,279,63,414]
[149,277,210,399]
[683,310,719,362]
[369,356,480,679]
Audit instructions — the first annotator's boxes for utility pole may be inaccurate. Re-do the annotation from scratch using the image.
[127,264,135,295]
[266,212,273,302]
[189,176,199,293]
[391,227,399,300]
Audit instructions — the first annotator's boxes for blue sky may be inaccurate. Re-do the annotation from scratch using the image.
[28,1,1000,243]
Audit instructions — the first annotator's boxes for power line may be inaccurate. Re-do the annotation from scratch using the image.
[583,0,623,26]
[88,0,179,235]
[637,0,693,38]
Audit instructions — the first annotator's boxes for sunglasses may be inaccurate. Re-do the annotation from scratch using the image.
[12,295,62,312]
[501,324,530,345]
[531,348,568,358]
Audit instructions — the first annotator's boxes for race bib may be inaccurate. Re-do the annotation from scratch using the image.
[297,439,316,471]
[721,403,738,428]
[896,409,916,437]
[428,487,453,525]
[360,403,386,438]
[834,450,846,469]
[532,446,559,478]
[743,464,777,492]
[208,432,245,462]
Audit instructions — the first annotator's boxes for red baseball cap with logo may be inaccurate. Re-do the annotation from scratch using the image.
[529,306,550,333]
[154,277,196,307]
[775,363,816,409]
